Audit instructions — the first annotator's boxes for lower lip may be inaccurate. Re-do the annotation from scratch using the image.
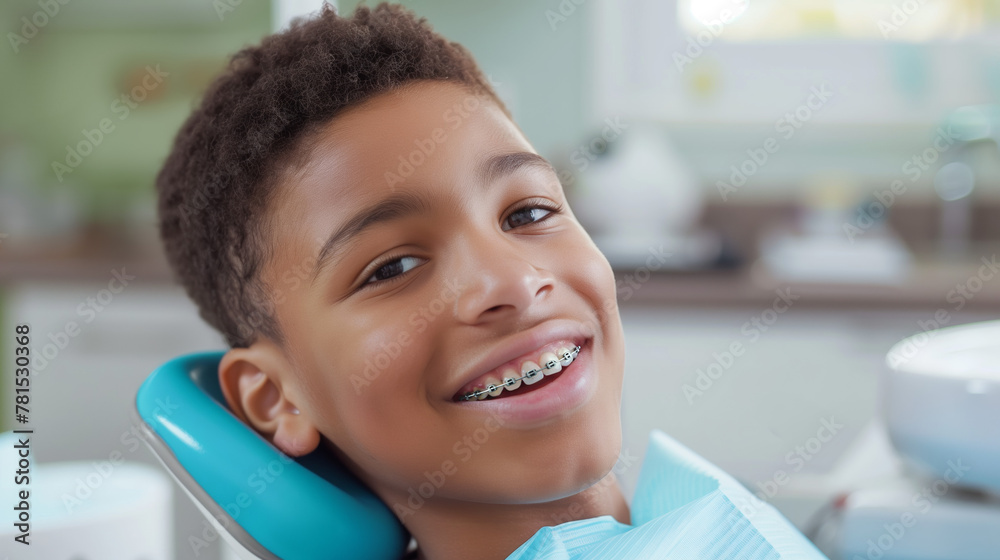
[450,338,595,427]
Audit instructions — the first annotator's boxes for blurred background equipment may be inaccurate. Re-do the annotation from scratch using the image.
[570,121,724,269]
[808,320,1000,560]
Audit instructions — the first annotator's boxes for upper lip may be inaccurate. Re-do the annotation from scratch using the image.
[449,320,593,400]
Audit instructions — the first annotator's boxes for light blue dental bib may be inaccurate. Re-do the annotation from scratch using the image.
[506,430,829,560]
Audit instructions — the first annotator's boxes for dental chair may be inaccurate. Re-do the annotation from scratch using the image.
[132,352,410,560]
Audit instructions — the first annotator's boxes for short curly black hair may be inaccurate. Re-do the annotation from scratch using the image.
[156,2,508,348]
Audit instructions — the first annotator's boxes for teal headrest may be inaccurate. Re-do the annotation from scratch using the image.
[134,352,409,559]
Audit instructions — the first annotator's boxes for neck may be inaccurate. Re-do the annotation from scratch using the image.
[407,470,630,560]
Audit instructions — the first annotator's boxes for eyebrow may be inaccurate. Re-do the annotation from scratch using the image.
[311,151,556,281]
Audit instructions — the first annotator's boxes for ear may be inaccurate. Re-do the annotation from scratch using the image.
[218,340,321,458]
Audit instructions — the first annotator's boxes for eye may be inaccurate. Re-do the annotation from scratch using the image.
[501,199,563,232]
[358,255,426,291]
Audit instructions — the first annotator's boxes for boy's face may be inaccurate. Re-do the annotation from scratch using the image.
[249,80,625,509]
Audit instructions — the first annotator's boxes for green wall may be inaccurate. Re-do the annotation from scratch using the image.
[342,0,590,158]
[1,0,272,224]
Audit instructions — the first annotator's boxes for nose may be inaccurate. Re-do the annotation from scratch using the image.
[451,234,556,325]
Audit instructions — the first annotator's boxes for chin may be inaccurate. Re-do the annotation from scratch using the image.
[482,407,624,505]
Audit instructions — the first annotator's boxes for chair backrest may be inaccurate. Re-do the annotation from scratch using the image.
[133,352,409,560]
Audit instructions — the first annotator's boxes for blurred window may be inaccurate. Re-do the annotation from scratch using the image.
[678,0,1000,41]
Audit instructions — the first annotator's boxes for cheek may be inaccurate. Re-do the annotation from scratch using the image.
[311,313,456,486]
[308,296,422,399]
[568,242,620,334]
[567,225,617,294]
[573,243,626,412]
[321,326,419,431]
[333,391,470,496]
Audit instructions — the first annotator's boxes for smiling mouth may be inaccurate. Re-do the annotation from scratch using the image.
[453,344,582,402]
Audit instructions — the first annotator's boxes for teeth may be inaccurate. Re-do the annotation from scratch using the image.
[557,347,575,367]
[485,376,504,398]
[540,352,562,376]
[501,368,521,391]
[458,344,581,401]
[521,360,544,385]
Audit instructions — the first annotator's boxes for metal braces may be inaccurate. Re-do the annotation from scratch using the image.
[459,345,581,401]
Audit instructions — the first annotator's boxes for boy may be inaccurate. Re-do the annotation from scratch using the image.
[155,4,828,559]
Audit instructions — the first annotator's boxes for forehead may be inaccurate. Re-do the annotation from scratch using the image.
[296,81,524,192]
[264,80,537,277]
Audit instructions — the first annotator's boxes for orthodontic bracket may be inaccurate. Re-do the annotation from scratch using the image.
[459,345,581,401]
